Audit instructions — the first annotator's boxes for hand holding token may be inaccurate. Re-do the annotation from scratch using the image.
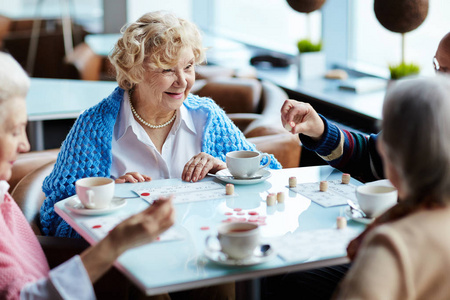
[280,99,325,141]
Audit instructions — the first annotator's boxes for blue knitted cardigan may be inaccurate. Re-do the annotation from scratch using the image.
[41,87,281,238]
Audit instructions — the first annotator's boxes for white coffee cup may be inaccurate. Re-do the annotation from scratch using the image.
[206,222,260,260]
[75,177,115,209]
[356,185,398,218]
[226,150,271,178]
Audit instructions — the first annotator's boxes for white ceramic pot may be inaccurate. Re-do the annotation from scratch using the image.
[297,51,326,80]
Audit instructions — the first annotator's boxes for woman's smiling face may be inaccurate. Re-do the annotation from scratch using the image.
[138,47,196,112]
[0,97,30,181]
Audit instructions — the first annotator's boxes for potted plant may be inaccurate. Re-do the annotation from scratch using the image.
[374,0,428,80]
[296,38,325,79]
[389,62,420,80]
[286,0,327,79]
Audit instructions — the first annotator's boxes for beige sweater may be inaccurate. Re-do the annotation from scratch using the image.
[334,206,450,300]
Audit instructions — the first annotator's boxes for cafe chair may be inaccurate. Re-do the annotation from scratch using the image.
[192,77,302,168]
[63,42,103,81]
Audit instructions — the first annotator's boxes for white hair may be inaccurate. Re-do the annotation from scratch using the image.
[0,52,30,105]
[381,75,450,204]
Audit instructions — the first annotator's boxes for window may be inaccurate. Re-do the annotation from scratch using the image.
[127,0,193,23]
[210,0,322,55]
[350,0,450,76]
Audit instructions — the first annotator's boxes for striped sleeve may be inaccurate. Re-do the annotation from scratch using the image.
[300,115,384,182]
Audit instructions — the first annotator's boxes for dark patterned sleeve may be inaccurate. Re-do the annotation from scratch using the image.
[300,115,383,182]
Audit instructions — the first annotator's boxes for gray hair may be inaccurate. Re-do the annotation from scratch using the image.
[381,75,450,204]
[0,52,30,105]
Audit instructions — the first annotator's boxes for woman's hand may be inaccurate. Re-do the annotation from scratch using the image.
[80,196,175,283]
[281,99,325,141]
[111,196,175,252]
[182,152,227,182]
[115,172,152,183]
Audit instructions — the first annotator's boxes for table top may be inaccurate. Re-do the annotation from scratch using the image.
[27,78,118,121]
[55,166,367,296]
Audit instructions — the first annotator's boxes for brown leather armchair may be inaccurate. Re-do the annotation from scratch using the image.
[192,77,301,168]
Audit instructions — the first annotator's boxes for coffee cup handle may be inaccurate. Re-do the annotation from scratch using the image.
[205,235,221,252]
[86,190,95,208]
[259,153,271,169]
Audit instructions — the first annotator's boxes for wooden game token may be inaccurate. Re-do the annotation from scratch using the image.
[342,173,350,184]
[277,192,285,203]
[289,176,297,188]
[225,183,234,195]
[336,216,347,229]
[319,181,328,192]
[284,123,293,132]
[266,193,276,206]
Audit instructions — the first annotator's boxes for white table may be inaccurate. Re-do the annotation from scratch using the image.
[55,166,367,298]
[26,78,118,150]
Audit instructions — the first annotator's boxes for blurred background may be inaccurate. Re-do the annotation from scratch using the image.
[1,0,449,78]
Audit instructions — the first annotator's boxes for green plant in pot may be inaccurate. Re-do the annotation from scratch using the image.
[297,39,322,53]
[374,0,428,80]
[389,63,420,80]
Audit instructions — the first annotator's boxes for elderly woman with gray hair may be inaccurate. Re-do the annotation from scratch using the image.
[332,75,450,299]
[41,11,280,239]
[0,51,175,300]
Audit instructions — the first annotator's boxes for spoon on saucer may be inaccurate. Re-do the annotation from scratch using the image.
[347,199,367,218]
[207,173,263,180]
[254,244,273,257]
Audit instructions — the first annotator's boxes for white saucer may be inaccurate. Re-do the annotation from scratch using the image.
[65,196,127,216]
[204,246,276,266]
[344,207,373,225]
[212,169,271,185]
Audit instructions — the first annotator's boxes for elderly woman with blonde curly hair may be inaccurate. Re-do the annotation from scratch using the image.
[41,10,280,239]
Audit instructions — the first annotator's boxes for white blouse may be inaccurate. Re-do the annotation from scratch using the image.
[110,93,207,180]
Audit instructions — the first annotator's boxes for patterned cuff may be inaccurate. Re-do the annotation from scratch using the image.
[300,115,341,156]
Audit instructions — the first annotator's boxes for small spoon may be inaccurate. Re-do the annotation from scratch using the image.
[347,199,367,218]
[113,196,140,200]
[207,173,263,180]
[254,244,273,257]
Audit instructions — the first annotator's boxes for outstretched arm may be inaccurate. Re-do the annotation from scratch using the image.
[281,99,383,182]
[80,196,175,283]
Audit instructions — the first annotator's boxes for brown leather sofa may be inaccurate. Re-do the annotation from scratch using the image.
[0,15,88,78]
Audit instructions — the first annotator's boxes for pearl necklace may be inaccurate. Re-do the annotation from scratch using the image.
[128,89,176,129]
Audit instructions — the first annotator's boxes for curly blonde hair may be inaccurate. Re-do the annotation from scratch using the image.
[109,11,206,90]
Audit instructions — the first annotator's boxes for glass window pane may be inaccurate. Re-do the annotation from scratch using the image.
[351,0,450,76]
[213,0,322,55]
